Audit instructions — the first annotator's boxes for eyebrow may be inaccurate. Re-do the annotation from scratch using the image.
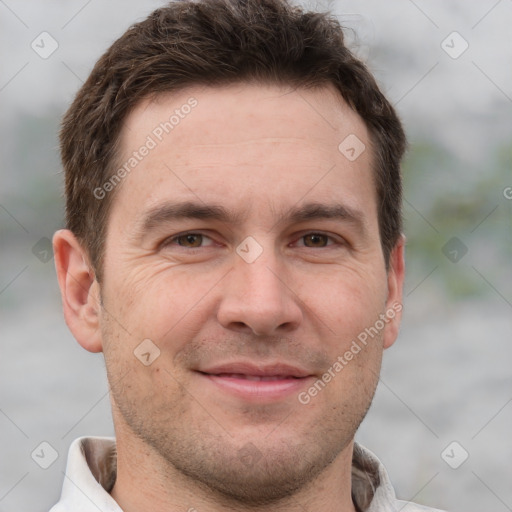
[285,202,366,228]
[136,200,367,239]
[279,201,369,240]
[139,202,240,232]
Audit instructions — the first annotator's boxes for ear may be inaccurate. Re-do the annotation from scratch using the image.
[382,234,405,349]
[53,229,103,353]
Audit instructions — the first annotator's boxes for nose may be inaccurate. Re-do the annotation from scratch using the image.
[216,250,303,336]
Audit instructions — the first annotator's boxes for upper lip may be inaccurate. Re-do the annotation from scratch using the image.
[198,361,312,378]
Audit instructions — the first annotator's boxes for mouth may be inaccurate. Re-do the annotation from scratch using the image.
[196,362,314,401]
[209,373,302,381]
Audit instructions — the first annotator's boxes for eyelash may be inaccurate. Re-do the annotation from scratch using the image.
[296,232,339,248]
[165,232,216,249]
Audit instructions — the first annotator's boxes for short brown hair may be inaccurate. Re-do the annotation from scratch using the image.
[60,0,406,281]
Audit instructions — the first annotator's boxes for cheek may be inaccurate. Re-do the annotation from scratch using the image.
[298,265,388,342]
[100,301,189,405]
[103,263,222,354]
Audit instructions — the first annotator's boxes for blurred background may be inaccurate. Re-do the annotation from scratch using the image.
[1,1,511,511]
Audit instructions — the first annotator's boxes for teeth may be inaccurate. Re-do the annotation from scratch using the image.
[219,373,292,381]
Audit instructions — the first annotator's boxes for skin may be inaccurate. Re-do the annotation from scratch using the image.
[53,83,405,512]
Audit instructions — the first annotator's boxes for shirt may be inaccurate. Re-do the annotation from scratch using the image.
[49,437,447,512]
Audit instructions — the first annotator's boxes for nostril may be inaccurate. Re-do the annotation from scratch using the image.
[230,321,251,332]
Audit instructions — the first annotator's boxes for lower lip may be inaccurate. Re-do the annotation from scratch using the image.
[200,373,312,401]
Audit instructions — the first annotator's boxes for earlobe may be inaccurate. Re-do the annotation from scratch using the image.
[383,235,405,349]
[53,229,103,353]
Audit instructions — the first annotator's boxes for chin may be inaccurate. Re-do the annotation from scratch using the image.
[150,429,349,507]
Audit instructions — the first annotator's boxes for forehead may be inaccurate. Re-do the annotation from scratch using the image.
[109,83,376,229]
[125,83,369,155]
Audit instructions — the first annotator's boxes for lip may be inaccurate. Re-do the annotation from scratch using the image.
[196,361,315,401]
[199,361,312,378]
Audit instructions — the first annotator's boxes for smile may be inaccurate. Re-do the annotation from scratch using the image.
[196,363,314,401]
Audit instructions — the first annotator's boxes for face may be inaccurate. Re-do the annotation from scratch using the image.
[96,84,403,503]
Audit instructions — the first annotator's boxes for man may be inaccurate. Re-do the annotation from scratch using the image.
[51,0,446,510]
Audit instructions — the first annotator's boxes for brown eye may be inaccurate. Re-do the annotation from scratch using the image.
[303,233,329,247]
[176,234,203,247]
